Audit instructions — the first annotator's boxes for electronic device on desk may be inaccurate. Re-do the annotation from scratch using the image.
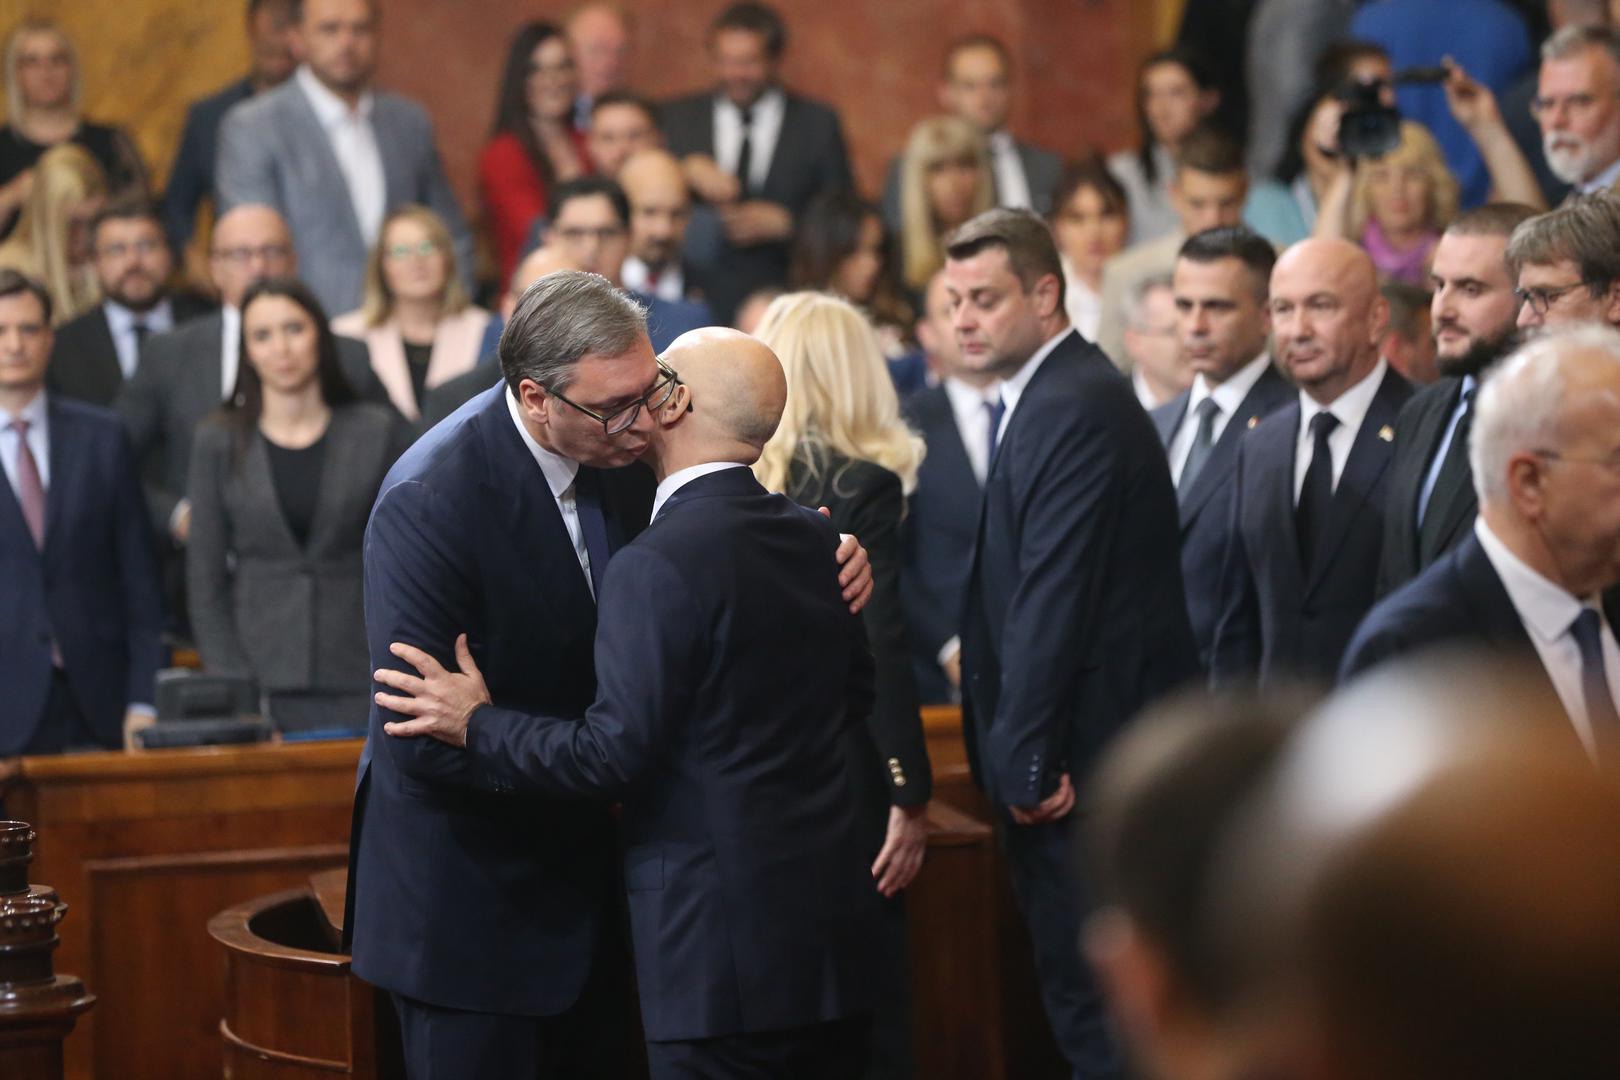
[264,692,369,741]
[138,669,273,749]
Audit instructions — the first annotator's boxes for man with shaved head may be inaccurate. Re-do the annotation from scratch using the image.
[1210,237,1413,685]
[619,148,714,348]
[380,324,885,1076]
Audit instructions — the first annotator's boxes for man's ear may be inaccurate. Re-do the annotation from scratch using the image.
[518,378,550,425]
[1602,281,1620,327]
[1033,271,1063,319]
[659,383,691,428]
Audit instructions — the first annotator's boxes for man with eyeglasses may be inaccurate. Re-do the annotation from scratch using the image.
[1345,324,1620,768]
[1507,193,1620,337]
[344,272,873,1078]
[1533,25,1620,199]
[47,199,210,408]
[117,203,385,638]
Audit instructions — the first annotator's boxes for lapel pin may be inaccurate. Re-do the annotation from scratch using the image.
[1247,415,1259,429]
[1378,425,1394,442]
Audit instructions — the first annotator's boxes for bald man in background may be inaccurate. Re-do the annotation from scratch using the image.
[618,149,714,347]
[1210,238,1412,685]
[382,327,884,1077]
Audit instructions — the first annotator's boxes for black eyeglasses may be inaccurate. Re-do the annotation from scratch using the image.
[547,358,682,435]
[1515,281,1596,317]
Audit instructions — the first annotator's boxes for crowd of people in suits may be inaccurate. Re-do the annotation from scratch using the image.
[6,0,1620,1076]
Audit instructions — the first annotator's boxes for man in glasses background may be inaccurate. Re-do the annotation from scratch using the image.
[1532,25,1620,200]
[1507,192,1620,335]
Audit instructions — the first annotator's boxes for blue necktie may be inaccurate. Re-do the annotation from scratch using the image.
[572,466,612,601]
[1569,609,1620,762]
[985,393,1007,471]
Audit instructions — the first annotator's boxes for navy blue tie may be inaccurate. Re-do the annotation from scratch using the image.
[572,466,612,601]
[1569,609,1620,761]
[985,393,1007,470]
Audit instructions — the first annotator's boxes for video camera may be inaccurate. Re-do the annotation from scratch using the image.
[1335,66,1449,161]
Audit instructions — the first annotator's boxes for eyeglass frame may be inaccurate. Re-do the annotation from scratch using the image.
[544,356,685,435]
[1514,279,1602,317]
[1531,447,1620,473]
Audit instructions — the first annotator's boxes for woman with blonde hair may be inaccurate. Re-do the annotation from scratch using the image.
[752,289,930,1076]
[0,142,107,322]
[0,19,146,239]
[333,205,493,423]
[897,115,994,293]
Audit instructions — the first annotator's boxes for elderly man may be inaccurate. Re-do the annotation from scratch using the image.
[1210,238,1413,686]
[1345,323,1620,764]
[1508,193,1620,332]
[1534,25,1620,197]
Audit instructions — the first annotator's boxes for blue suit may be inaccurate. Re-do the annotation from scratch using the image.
[161,77,253,253]
[1150,364,1294,669]
[1,397,163,753]
[345,386,652,1075]
[635,292,713,352]
[456,466,881,1070]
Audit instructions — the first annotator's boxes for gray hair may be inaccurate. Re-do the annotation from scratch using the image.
[1470,322,1620,504]
[1504,196,1620,286]
[1124,272,1175,332]
[498,271,648,395]
[1541,24,1620,67]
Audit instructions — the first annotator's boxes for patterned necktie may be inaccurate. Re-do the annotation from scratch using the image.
[1569,609,1620,763]
[10,419,45,549]
[1178,397,1221,499]
[1296,410,1340,566]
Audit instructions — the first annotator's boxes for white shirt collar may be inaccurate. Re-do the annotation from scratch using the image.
[2,388,48,430]
[103,297,172,334]
[1192,352,1272,417]
[296,64,374,128]
[999,325,1073,418]
[506,387,580,499]
[650,461,748,521]
[621,255,684,303]
[1579,154,1620,194]
[1474,516,1593,645]
[715,85,784,119]
[1298,356,1387,434]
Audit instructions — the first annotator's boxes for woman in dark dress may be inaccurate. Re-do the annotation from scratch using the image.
[1,20,147,239]
[753,290,931,1080]
[187,278,410,731]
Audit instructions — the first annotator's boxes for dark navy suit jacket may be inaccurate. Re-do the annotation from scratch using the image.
[962,331,1200,807]
[161,77,253,252]
[1210,366,1413,686]
[0,397,164,752]
[636,292,713,352]
[900,383,981,704]
[1151,363,1294,669]
[1376,375,1477,598]
[457,466,881,1043]
[345,385,654,1016]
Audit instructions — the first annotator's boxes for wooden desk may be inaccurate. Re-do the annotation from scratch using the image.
[5,740,362,1080]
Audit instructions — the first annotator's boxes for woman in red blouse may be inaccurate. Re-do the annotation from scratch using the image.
[479,22,592,284]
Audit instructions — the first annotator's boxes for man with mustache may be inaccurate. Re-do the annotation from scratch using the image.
[1534,26,1620,198]
[1377,202,1537,597]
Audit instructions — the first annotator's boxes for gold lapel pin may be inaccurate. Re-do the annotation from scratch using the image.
[1378,425,1394,442]
[1247,415,1259,429]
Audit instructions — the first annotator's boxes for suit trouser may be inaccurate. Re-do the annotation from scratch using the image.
[646,1015,871,1080]
[997,811,1123,1080]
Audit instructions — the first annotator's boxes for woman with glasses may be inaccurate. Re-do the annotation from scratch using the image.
[752,290,931,1080]
[480,22,593,285]
[188,277,411,731]
[334,205,493,425]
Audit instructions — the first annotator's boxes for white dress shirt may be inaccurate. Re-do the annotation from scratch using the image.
[1,390,50,496]
[620,255,684,302]
[713,88,785,193]
[943,376,1000,485]
[506,389,594,596]
[220,305,242,400]
[988,130,1033,211]
[650,461,748,521]
[1577,155,1620,195]
[1132,370,1162,411]
[1168,353,1272,485]
[1060,260,1101,341]
[1293,357,1388,502]
[103,298,175,381]
[996,325,1074,442]
[1475,517,1620,759]
[296,64,387,246]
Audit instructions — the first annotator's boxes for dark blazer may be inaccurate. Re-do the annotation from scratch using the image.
[118,312,385,533]
[880,138,1064,228]
[161,76,253,252]
[1150,363,1295,668]
[0,397,164,753]
[419,365,502,432]
[787,451,932,840]
[899,383,982,704]
[456,466,881,1043]
[346,385,655,1017]
[1210,366,1414,686]
[660,89,853,323]
[639,292,713,351]
[1376,375,1476,598]
[47,295,213,408]
[185,403,409,693]
[962,331,1200,807]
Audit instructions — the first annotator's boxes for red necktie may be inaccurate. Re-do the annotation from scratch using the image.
[11,418,45,549]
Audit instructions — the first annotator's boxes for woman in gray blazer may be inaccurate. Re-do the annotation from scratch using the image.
[187,278,409,730]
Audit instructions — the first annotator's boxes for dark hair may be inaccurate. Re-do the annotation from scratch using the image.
[1447,201,1539,240]
[247,0,297,24]
[1274,41,1392,183]
[590,89,658,126]
[1313,39,1390,89]
[789,191,913,330]
[1135,46,1218,188]
[225,277,357,438]
[1381,281,1432,341]
[709,2,786,58]
[0,268,53,323]
[551,176,630,228]
[1506,195,1620,288]
[1177,125,1245,178]
[1050,154,1129,221]
[88,197,166,252]
[943,33,1011,79]
[1177,225,1277,301]
[944,208,1065,310]
[490,22,569,195]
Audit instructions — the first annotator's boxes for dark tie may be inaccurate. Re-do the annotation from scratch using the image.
[572,466,613,602]
[1417,387,1474,559]
[1569,609,1620,762]
[132,320,150,349]
[735,105,755,197]
[984,393,1007,472]
[1296,410,1340,566]
[10,419,45,549]
[1178,398,1221,500]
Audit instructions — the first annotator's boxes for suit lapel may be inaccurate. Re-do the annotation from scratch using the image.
[87,309,123,402]
[1153,391,1187,448]
[1306,371,1401,590]
[1253,407,1308,590]
[283,85,367,247]
[42,400,85,559]
[243,431,307,554]
[370,97,410,212]
[759,95,794,199]
[1454,533,1535,654]
[305,409,360,553]
[1179,366,1291,526]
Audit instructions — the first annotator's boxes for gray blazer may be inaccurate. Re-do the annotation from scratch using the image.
[214,78,473,316]
[117,311,387,534]
[185,403,408,693]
